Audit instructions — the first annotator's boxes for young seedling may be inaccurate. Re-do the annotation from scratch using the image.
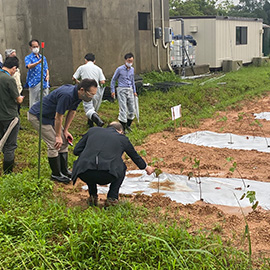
[240,190,259,211]
[228,156,258,267]
[226,157,247,189]
[250,119,270,148]
[139,150,165,193]
[238,112,269,147]
[183,157,203,201]
[149,157,165,193]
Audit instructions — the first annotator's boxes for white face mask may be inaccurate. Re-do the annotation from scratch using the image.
[32,47,39,54]
[126,62,132,68]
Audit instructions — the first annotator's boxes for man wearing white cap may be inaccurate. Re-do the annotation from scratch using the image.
[5,49,23,96]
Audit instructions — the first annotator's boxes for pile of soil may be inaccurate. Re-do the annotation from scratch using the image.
[55,93,270,258]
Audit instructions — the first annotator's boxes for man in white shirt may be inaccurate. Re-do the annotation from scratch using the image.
[72,53,106,127]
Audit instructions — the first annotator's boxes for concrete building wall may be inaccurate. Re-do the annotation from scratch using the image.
[170,17,263,68]
[0,0,169,85]
[0,0,32,72]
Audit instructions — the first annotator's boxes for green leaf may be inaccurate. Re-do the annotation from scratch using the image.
[240,193,246,200]
[252,201,259,211]
[139,149,147,157]
[246,191,256,204]
[188,172,193,180]
[154,168,163,177]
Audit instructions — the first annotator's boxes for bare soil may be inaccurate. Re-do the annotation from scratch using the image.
[55,93,270,259]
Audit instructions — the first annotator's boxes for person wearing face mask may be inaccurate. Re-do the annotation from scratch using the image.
[110,52,137,133]
[0,57,24,174]
[28,79,98,184]
[24,39,50,108]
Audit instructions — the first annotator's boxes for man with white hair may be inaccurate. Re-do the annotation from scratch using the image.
[5,49,24,129]
[5,49,23,96]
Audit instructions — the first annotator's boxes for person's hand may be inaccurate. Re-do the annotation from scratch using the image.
[54,136,63,150]
[63,130,73,142]
[45,74,49,81]
[111,92,115,99]
[16,95,25,104]
[145,166,155,175]
[134,92,137,96]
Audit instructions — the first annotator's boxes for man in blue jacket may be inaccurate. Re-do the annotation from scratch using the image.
[72,122,154,206]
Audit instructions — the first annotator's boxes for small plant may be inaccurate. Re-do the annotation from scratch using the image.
[226,157,247,188]
[138,150,165,193]
[226,157,259,211]
[234,193,255,270]
[240,191,259,211]
[149,157,165,193]
[217,116,228,123]
[183,157,203,201]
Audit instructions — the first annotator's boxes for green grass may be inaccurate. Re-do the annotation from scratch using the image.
[98,64,270,145]
[0,173,253,269]
[1,64,270,268]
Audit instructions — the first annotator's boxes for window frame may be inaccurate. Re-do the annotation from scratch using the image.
[236,26,247,45]
[67,7,87,30]
[138,12,151,31]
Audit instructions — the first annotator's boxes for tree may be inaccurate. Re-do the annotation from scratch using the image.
[228,0,269,24]
[169,0,220,17]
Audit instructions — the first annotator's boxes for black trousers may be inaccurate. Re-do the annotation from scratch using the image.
[78,170,125,200]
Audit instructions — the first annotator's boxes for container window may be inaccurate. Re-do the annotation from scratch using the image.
[236,26,247,45]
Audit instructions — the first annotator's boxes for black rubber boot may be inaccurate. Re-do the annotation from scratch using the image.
[48,156,71,184]
[91,113,104,127]
[87,118,94,128]
[126,119,133,132]
[87,195,98,206]
[59,152,72,178]
[3,160,14,174]
[119,121,127,134]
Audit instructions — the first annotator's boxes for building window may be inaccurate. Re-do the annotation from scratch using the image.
[138,12,150,30]
[67,7,86,29]
[236,26,247,45]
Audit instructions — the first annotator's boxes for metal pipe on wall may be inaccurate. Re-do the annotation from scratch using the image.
[180,18,185,77]
[161,0,173,72]
[151,0,162,72]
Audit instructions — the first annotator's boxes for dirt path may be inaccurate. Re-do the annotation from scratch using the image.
[55,93,270,258]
